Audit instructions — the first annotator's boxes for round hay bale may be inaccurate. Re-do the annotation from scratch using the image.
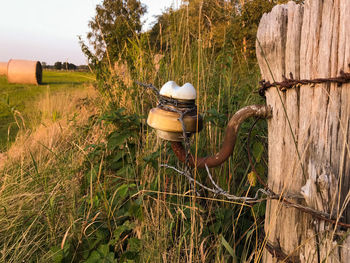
[7,59,42,85]
[0,62,7,76]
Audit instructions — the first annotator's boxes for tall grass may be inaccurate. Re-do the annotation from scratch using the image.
[81,2,269,261]
[0,87,102,262]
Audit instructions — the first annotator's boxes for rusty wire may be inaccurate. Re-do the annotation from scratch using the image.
[260,229,301,263]
[135,81,159,96]
[259,70,350,97]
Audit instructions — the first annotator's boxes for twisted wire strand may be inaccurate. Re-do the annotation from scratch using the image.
[259,70,350,97]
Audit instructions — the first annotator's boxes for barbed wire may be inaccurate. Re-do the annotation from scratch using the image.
[261,229,301,263]
[135,81,159,96]
[161,164,271,202]
[259,70,350,97]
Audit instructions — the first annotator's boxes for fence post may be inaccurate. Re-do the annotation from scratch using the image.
[256,0,350,262]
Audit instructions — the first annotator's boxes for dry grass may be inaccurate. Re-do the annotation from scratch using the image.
[0,85,106,262]
[2,86,98,168]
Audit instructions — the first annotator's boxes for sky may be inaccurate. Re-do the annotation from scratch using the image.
[0,0,176,65]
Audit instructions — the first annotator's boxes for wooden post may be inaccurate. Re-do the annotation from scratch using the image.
[256,0,350,262]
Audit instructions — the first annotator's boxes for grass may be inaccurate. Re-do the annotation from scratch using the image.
[0,60,268,262]
[0,70,94,150]
[0,2,274,262]
[0,85,101,262]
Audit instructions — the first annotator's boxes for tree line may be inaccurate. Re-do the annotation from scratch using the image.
[41,61,89,71]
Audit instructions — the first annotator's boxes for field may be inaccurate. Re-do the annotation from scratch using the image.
[0,71,94,150]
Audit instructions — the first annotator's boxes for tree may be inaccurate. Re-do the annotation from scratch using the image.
[54,61,62,70]
[148,0,292,59]
[226,0,276,60]
[87,0,146,62]
[62,62,77,70]
[69,63,77,70]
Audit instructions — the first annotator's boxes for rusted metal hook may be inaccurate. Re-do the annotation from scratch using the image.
[171,104,272,168]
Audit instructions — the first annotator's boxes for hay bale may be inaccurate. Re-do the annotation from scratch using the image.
[0,62,7,76]
[7,59,42,85]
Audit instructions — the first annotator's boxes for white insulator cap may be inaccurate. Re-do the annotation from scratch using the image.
[159,81,197,100]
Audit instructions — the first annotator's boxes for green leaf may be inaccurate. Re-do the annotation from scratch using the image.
[107,132,129,151]
[255,163,266,178]
[85,244,115,263]
[111,220,134,245]
[112,151,126,163]
[128,238,141,252]
[97,244,109,257]
[129,202,142,220]
[121,251,138,261]
[116,165,130,177]
[221,235,235,258]
[84,250,101,263]
[116,184,129,198]
[50,246,63,263]
[252,141,264,163]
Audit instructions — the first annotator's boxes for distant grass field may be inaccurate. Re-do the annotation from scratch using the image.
[0,70,94,150]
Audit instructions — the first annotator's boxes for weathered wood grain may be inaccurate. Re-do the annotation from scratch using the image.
[256,0,350,262]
